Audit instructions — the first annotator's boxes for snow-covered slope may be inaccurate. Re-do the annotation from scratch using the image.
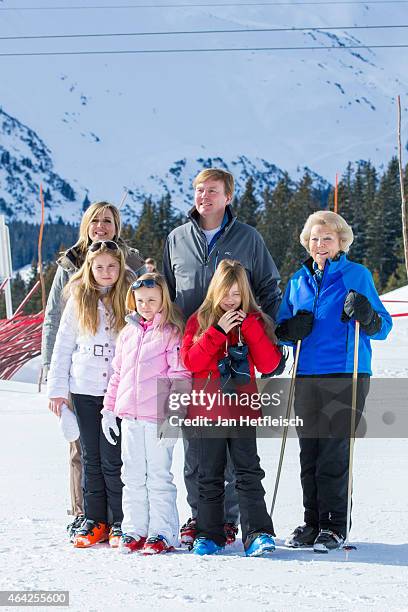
[1,296,407,611]
[1,0,407,223]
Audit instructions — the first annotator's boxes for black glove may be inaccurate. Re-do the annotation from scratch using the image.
[275,310,314,343]
[261,345,289,378]
[341,290,382,335]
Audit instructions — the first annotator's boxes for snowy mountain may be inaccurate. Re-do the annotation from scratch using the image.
[0,108,78,220]
[0,107,329,223]
[121,154,330,222]
[0,0,408,222]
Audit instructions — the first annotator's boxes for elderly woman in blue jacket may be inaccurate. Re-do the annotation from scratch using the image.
[276,210,392,553]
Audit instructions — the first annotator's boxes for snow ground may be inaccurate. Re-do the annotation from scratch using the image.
[1,288,408,612]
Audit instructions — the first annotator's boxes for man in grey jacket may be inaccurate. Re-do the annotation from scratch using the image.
[163,168,281,546]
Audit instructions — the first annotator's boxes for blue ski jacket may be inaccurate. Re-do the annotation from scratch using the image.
[276,254,392,375]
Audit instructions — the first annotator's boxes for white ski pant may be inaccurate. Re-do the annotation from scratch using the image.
[121,419,179,546]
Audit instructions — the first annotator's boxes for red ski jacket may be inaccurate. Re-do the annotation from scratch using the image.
[181,312,281,421]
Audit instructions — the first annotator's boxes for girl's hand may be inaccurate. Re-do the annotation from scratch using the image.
[49,397,68,417]
[236,309,247,322]
[218,309,246,333]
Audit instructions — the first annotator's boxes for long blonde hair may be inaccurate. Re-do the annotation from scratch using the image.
[196,259,276,341]
[66,242,134,335]
[73,201,124,256]
[125,272,185,337]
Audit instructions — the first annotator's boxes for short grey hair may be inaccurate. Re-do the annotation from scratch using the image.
[300,210,354,254]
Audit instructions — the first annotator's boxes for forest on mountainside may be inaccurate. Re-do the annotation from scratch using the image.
[1,157,407,318]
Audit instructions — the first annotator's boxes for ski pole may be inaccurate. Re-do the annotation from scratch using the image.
[269,339,301,518]
[343,320,360,552]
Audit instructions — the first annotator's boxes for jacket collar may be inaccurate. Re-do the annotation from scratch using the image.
[187,204,235,233]
[303,252,347,277]
[125,311,163,329]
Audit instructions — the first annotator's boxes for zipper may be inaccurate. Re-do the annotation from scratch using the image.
[220,372,232,390]
[202,371,212,392]
[202,237,209,292]
[308,261,328,317]
[214,250,219,272]
[134,325,146,397]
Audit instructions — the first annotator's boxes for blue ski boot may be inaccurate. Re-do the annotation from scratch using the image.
[192,538,224,556]
[245,533,276,557]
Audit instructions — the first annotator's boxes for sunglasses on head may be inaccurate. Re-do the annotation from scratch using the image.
[131,279,157,290]
[88,240,119,253]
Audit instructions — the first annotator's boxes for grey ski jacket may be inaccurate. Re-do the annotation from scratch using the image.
[41,243,143,370]
[162,206,281,320]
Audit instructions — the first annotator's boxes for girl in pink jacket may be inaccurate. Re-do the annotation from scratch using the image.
[102,273,191,555]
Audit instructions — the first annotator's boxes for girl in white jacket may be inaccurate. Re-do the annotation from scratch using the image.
[47,240,135,548]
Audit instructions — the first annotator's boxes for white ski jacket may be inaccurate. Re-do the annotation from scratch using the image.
[47,296,118,399]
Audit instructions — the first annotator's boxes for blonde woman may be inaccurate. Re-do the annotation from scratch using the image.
[181,260,282,557]
[47,241,135,548]
[41,201,143,539]
[102,273,191,555]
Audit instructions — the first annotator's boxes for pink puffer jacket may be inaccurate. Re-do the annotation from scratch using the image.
[103,312,191,423]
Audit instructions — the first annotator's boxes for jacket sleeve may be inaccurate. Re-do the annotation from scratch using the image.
[125,249,145,274]
[251,232,282,322]
[41,266,69,369]
[162,237,176,301]
[181,316,226,373]
[166,333,192,382]
[241,315,282,373]
[46,297,78,399]
[346,267,393,341]
[103,328,126,413]
[274,279,297,347]
[165,332,192,417]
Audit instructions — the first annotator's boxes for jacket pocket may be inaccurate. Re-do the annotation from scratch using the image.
[166,345,181,370]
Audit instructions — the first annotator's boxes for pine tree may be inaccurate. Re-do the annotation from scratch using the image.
[383,242,407,292]
[352,161,377,264]
[82,193,91,212]
[367,158,401,288]
[331,162,354,224]
[348,162,368,263]
[234,178,260,227]
[258,173,293,271]
[120,223,136,246]
[280,172,320,286]
[156,194,177,243]
[133,199,161,264]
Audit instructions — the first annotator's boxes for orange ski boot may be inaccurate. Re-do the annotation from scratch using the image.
[108,522,123,548]
[73,519,109,548]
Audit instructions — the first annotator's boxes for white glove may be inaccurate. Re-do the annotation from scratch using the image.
[158,418,179,448]
[59,404,80,443]
[101,409,120,446]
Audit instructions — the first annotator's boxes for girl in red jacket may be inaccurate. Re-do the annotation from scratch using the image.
[181,259,282,557]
